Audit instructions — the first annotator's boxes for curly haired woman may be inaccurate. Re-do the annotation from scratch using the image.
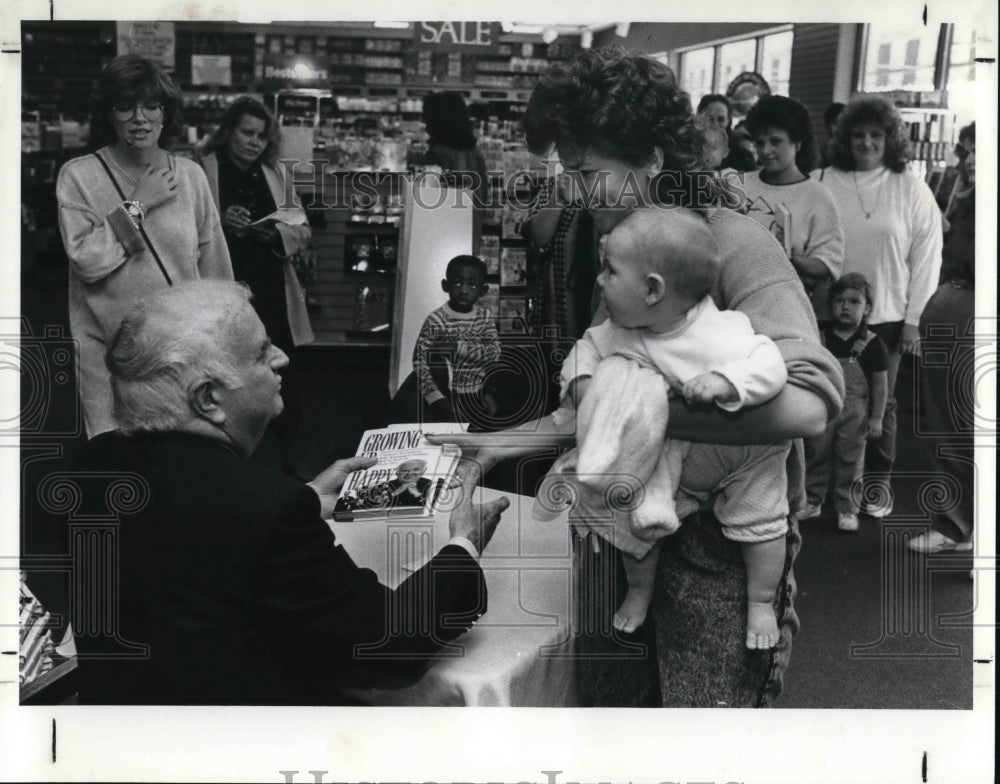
[433,46,844,708]
[814,96,942,519]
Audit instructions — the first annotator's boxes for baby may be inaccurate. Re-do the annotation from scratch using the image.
[540,208,791,648]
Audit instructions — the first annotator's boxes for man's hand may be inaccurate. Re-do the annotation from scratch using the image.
[867,416,884,439]
[308,455,378,518]
[682,372,739,407]
[447,461,509,555]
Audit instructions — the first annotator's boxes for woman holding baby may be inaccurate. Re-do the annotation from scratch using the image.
[434,46,844,708]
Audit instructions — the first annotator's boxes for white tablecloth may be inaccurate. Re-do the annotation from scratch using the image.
[330,489,577,706]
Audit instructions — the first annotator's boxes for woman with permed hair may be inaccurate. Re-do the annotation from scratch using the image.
[813,95,942,520]
[56,54,232,437]
[433,45,844,708]
[738,95,845,322]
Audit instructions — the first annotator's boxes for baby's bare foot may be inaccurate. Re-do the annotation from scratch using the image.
[613,589,652,634]
[746,600,779,649]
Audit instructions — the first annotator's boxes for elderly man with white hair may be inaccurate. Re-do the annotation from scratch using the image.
[72,279,508,704]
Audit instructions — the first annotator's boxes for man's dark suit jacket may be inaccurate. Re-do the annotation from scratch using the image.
[72,430,486,704]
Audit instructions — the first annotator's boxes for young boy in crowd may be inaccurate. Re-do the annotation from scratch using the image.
[546,208,791,646]
[802,273,889,531]
[413,254,502,429]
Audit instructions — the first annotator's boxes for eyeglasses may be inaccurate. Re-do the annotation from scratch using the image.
[112,101,164,121]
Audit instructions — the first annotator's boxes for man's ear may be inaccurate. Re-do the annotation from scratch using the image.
[189,379,226,425]
[644,273,666,307]
[441,279,450,293]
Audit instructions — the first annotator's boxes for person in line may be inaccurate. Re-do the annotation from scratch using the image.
[197,96,313,355]
[57,54,232,437]
[738,95,845,323]
[71,280,509,704]
[412,255,502,429]
[910,122,976,555]
[422,91,490,249]
[814,96,942,519]
[819,102,846,168]
[538,208,790,649]
[802,273,889,531]
[697,93,732,132]
[431,46,844,708]
[197,96,314,473]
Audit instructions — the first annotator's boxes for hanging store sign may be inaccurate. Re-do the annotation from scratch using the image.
[116,21,176,70]
[263,54,330,91]
[415,22,503,53]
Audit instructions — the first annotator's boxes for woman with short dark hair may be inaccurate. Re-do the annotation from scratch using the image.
[440,46,844,708]
[739,95,844,322]
[814,95,943,520]
[57,54,232,438]
[421,92,488,197]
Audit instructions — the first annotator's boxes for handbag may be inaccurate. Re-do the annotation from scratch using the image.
[93,152,173,286]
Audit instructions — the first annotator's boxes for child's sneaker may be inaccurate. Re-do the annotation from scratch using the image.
[860,500,893,518]
[838,512,860,532]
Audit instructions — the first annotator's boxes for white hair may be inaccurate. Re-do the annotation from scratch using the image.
[106,280,254,434]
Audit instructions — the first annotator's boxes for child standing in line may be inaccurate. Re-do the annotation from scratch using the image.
[413,254,502,429]
[543,208,791,647]
[802,273,889,531]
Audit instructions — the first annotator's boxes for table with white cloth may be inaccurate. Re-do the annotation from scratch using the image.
[329,489,577,706]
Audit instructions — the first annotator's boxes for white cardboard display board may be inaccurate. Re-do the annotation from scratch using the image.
[389,178,474,398]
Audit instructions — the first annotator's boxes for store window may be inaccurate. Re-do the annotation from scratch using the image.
[860,22,942,93]
[717,39,756,89]
[678,27,794,108]
[759,30,793,97]
[680,47,715,107]
[946,23,978,126]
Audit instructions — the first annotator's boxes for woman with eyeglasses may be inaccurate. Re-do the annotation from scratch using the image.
[57,54,232,438]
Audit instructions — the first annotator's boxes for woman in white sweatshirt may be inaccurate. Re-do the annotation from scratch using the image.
[813,96,942,519]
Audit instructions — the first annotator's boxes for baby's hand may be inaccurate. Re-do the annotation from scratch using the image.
[682,372,738,406]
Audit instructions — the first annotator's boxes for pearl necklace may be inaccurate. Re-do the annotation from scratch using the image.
[852,170,884,220]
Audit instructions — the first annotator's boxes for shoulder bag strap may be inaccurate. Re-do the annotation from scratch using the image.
[93,152,173,286]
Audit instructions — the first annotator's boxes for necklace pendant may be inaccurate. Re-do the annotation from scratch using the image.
[865,212,872,219]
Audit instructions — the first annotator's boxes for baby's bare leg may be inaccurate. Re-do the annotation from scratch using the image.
[740,536,786,649]
[615,541,663,633]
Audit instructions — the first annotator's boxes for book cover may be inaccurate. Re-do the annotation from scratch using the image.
[500,247,527,286]
[332,424,462,522]
[480,234,501,275]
